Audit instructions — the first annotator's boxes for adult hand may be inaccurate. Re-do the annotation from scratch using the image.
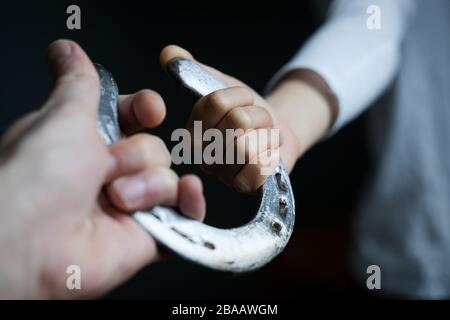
[0,40,205,299]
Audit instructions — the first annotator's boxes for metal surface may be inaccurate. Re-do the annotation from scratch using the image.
[95,60,295,272]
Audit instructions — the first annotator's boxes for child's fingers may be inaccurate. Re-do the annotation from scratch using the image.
[159,44,280,194]
[215,105,274,135]
[187,86,254,132]
[203,128,283,187]
[233,148,281,193]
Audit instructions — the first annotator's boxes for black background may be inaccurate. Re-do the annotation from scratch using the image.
[0,1,370,298]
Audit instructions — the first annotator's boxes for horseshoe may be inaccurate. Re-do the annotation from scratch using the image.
[95,60,295,272]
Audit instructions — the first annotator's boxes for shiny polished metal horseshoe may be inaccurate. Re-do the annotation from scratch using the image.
[95,60,295,272]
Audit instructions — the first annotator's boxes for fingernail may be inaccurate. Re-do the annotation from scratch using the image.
[115,178,147,207]
[48,39,73,64]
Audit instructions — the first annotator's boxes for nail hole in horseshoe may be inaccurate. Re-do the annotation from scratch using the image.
[170,227,216,250]
[275,172,287,192]
[151,212,162,221]
[203,241,216,250]
[170,227,196,244]
[279,197,288,219]
[272,221,283,234]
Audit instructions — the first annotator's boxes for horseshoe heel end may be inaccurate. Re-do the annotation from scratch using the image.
[133,161,295,272]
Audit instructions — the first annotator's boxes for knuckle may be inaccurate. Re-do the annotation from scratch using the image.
[165,168,180,182]
[228,107,252,130]
[150,135,171,166]
[258,106,274,127]
[127,135,154,165]
[130,134,150,150]
[236,131,258,161]
[148,167,179,186]
[58,70,99,87]
[207,90,231,114]
[235,86,254,103]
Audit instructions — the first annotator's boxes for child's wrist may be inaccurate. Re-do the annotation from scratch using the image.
[266,69,337,156]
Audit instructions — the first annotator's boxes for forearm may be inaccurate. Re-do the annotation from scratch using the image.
[266,69,338,171]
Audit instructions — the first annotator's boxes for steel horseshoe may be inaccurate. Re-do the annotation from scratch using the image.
[95,59,295,272]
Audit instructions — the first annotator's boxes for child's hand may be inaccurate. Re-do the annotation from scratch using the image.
[160,45,298,193]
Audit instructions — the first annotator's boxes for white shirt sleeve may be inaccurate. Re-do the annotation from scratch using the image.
[268,0,416,132]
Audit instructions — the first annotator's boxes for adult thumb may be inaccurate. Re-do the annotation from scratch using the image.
[45,39,100,118]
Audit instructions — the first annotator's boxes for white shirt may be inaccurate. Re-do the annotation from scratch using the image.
[272,0,450,298]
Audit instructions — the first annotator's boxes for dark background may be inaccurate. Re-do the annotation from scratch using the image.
[0,1,370,298]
